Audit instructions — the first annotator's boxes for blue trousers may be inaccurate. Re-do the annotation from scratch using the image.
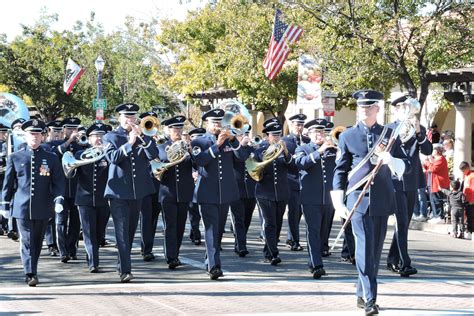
[140,193,160,255]
[320,204,335,253]
[110,199,141,275]
[352,211,388,302]
[188,203,201,241]
[44,216,57,247]
[387,190,416,268]
[162,199,188,262]
[341,218,355,259]
[257,198,286,259]
[17,218,48,275]
[56,197,80,257]
[229,199,250,252]
[286,190,302,243]
[78,205,110,269]
[302,204,323,268]
[199,203,229,271]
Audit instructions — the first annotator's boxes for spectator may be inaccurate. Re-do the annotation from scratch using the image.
[460,161,474,240]
[413,187,429,222]
[423,145,450,223]
[427,123,441,144]
[440,180,466,238]
[443,139,455,177]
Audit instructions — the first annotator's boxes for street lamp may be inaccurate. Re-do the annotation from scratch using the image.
[94,56,105,121]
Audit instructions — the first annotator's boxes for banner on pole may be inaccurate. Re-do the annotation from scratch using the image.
[322,91,337,117]
[296,55,322,109]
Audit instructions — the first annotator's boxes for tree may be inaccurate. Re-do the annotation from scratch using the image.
[157,2,300,121]
[291,0,473,109]
[0,12,174,122]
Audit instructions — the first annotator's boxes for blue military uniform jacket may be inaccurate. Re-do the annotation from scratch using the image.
[2,146,65,220]
[102,126,159,200]
[0,141,7,185]
[295,143,337,205]
[55,140,83,198]
[333,122,411,216]
[282,133,310,191]
[254,142,291,202]
[192,132,247,204]
[157,140,194,203]
[386,122,432,192]
[73,147,109,207]
[233,146,256,199]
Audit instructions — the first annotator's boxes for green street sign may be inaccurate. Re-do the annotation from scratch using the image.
[92,98,107,109]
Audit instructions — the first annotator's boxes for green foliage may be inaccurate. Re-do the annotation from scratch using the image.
[0,12,174,122]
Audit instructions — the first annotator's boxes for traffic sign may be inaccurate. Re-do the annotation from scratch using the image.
[92,98,107,109]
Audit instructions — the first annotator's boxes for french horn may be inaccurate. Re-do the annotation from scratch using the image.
[62,145,108,178]
[245,140,286,182]
[150,140,189,181]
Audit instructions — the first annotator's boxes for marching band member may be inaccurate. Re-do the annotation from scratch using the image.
[191,109,247,280]
[55,117,83,263]
[386,95,432,277]
[4,118,27,242]
[320,121,337,257]
[72,123,111,273]
[102,103,159,283]
[229,126,256,257]
[158,115,194,269]
[1,119,65,286]
[253,121,292,265]
[283,114,310,251]
[187,127,205,246]
[42,120,64,257]
[0,123,9,236]
[294,118,337,279]
[332,90,411,315]
[138,111,161,262]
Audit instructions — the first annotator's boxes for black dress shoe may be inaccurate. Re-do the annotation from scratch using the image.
[143,253,155,262]
[89,267,99,273]
[25,275,38,287]
[168,259,180,270]
[357,296,365,309]
[312,267,326,279]
[290,242,303,251]
[400,266,418,277]
[365,299,379,315]
[257,235,265,243]
[69,255,78,260]
[0,228,4,236]
[193,239,202,246]
[321,250,331,257]
[341,256,354,264]
[48,246,59,257]
[60,255,70,263]
[237,250,249,257]
[7,231,19,241]
[120,272,134,283]
[386,263,400,273]
[208,267,223,280]
[270,257,282,266]
[286,239,294,248]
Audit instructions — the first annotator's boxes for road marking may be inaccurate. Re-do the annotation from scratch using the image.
[139,295,187,315]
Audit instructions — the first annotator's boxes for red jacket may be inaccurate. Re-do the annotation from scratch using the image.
[463,171,474,204]
[423,156,450,193]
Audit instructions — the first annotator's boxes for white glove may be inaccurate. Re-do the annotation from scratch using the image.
[54,204,63,214]
[378,151,405,180]
[0,210,10,219]
[330,190,350,220]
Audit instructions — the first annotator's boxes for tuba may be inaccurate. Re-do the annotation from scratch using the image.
[150,140,189,181]
[218,99,251,136]
[62,145,108,178]
[396,97,421,143]
[245,140,286,182]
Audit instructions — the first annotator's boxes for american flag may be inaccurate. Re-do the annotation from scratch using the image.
[263,9,303,80]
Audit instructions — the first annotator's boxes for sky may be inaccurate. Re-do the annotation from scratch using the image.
[0,0,206,41]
